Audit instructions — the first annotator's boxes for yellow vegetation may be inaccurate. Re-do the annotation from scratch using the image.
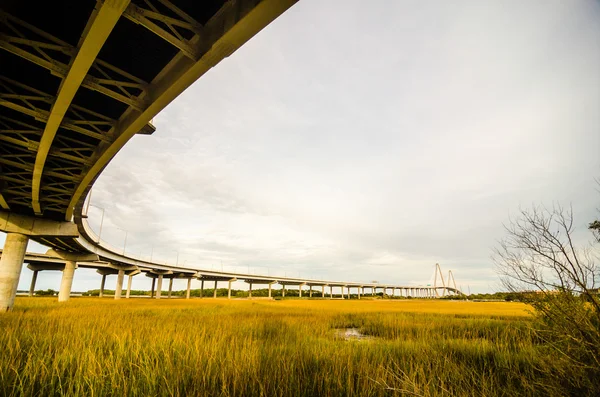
[0,298,560,396]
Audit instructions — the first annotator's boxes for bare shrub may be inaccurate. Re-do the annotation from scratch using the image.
[494,204,600,395]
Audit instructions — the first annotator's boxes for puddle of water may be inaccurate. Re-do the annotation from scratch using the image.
[336,328,373,341]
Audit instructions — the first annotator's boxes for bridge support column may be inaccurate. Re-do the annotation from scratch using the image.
[99,274,106,298]
[228,279,233,299]
[168,278,173,299]
[268,282,273,298]
[358,287,361,299]
[309,285,312,297]
[298,285,302,298]
[114,269,124,300]
[282,284,285,298]
[186,278,191,299]
[213,280,217,298]
[58,261,77,302]
[29,270,39,297]
[156,275,163,299]
[322,285,325,297]
[200,279,204,298]
[329,285,333,299]
[0,233,29,312]
[150,278,156,298]
[248,282,252,298]
[126,274,133,298]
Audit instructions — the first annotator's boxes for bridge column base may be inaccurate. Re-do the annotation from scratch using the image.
[58,261,77,302]
[126,274,133,298]
[29,270,39,297]
[156,275,163,299]
[0,233,29,312]
[114,269,124,300]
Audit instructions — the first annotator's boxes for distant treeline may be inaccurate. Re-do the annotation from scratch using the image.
[23,288,529,301]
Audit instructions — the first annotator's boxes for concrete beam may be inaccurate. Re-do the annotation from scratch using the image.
[27,263,66,272]
[29,270,38,296]
[65,0,300,221]
[0,211,78,237]
[32,0,129,214]
[46,249,98,262]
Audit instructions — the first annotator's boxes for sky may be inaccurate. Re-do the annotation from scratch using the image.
[7,0,600,294]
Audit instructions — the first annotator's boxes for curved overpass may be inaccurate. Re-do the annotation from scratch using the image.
[0,0,462,311]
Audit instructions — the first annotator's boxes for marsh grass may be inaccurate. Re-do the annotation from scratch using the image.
[0,298,574,396]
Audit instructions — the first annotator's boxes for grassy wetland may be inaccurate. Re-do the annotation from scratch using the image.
[0,298,581,396]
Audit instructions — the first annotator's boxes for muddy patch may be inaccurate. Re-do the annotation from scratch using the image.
[336,328,374,341]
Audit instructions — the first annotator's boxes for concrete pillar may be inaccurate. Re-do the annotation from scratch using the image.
[213,280,217,298]
[268,282,272,298]
[156,275,163,299]
[58,261,77,302]
[298,285,302,298]
[0,233,29,312]
[322,285,325,297]
[126,274,133,298]
[186,278,191,299]
[372,287,375,297]
[358,286,361,299]
[114,269,124,300]
[200,279,204,298]
[29,270,38,297]
[329,285,333,299]
[99,274,106,298]
[228,280,232,299]
[248,282,252,298]
[309,285,313,298]
[150,278,156,298]
[168,278,173,299]
[341,286,345,299]
[282,284,286,298]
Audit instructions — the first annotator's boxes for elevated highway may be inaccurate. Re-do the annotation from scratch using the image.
[2,247,462,300]
[0,0,462,312]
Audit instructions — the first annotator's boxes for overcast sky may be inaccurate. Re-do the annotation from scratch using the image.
[9,0,600,294]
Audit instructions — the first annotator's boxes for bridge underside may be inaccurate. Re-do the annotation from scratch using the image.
[0,0,296,222]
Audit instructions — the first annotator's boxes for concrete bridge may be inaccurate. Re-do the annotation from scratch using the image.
[1,249,462,302]
[0,0,462,312]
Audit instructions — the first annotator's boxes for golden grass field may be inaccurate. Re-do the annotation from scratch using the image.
[1,297,562,396]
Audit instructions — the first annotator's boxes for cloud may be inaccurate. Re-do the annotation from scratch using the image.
[9,0,600,294]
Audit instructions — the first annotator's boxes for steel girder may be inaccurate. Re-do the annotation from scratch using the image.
[0,0,298,221]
